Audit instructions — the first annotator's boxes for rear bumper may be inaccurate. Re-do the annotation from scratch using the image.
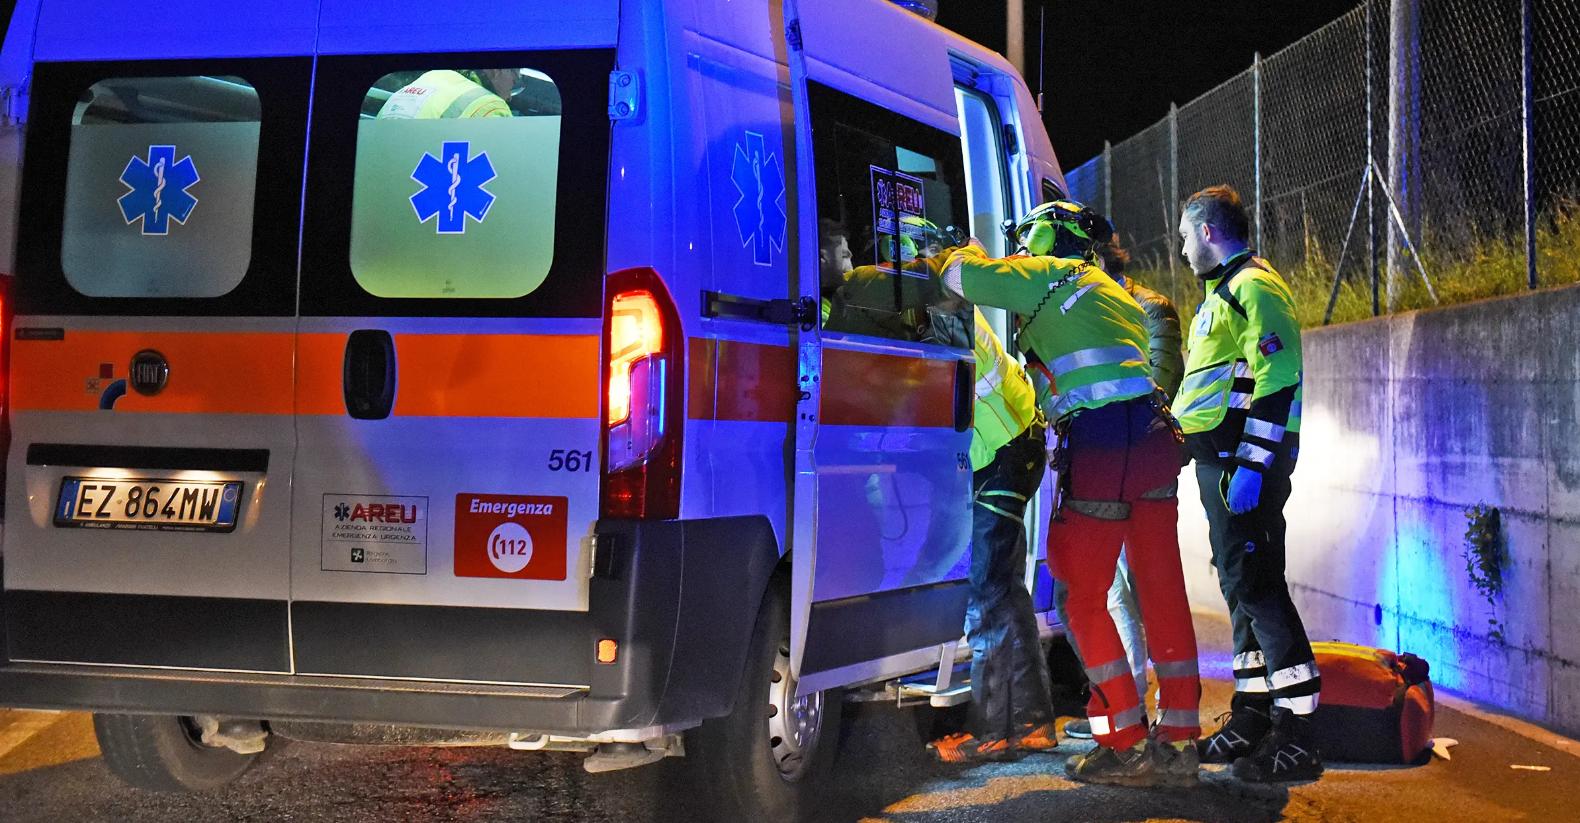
[0,516,781,735]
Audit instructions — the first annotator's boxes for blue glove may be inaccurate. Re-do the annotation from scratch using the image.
[1225,468,1263,514]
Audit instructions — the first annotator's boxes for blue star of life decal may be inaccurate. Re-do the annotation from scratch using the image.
[118,145,200,236]
[730,131,787,266]
[410,141,497,234]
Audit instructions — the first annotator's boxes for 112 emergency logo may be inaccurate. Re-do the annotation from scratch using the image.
[454,493,567,580]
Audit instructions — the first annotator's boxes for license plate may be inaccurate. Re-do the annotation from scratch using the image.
[54,477,243,532]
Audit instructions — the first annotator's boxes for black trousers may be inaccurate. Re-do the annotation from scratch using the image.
[965,426,1053,739]
[1195,461,1321,713]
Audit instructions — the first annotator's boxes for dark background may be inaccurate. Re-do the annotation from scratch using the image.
[936,0,1360,167]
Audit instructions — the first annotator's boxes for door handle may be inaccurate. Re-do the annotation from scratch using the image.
[343,330,396,420]
[953,359,974,434]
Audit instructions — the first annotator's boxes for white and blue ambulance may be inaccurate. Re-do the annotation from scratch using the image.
[0,0,1071,816]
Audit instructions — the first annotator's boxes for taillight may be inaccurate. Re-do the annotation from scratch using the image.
[600,267,683,519]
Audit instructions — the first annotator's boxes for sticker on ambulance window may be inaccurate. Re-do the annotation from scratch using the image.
[321,494,429,574]
[454,494,568,580]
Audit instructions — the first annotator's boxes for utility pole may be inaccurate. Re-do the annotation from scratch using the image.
[1007,1,1025,77]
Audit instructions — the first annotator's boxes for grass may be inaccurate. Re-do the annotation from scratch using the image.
[1128,201,1580,331]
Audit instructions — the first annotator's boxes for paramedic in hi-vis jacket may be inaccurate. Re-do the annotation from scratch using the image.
[1176,185,1324,783]
[923,298,1059,763]
[376,68,515,119]
[941,201,1201,788]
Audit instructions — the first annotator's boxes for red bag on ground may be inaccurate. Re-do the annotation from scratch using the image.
[1308,641,1435,764]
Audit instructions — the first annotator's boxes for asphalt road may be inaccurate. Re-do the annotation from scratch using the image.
[1,612,1575,822]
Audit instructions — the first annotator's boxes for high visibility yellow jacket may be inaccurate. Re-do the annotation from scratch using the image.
[949,245,1154,421]
[377,70,512,120]
[964,308,1040,470]
[1177,250,1303,474]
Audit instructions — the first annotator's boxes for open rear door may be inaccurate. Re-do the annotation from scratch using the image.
[784,0,978,693]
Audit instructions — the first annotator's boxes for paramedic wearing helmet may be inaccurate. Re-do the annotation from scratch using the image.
[940,200,1202,787]
[1177,184,1323,783]
[376,68,516,119]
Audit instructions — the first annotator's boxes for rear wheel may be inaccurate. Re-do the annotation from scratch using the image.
[93,713,263,792]
[689,579,842,821]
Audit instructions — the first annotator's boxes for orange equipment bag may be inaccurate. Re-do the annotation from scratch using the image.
[1308,641,1435,764]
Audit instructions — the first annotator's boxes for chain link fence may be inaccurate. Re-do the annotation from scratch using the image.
[1065,0,1580,326]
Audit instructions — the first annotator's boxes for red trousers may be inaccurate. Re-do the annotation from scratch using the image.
[1048,496,1202,749]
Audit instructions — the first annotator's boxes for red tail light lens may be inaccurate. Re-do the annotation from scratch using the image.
[600,268,682,520]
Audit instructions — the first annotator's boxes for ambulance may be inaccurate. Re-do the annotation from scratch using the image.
[0,0,1070,816]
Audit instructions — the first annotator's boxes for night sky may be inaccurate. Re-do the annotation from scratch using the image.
[936,0,1360,167]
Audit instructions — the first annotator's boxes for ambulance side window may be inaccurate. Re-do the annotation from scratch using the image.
[348,67,563,299]
[60,76,261,298]
[809,83,971,348]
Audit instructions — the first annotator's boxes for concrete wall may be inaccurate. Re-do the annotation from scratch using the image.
[1177,283,1580,735]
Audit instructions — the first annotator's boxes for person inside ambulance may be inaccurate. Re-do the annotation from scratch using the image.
[818,219,856,327]
[827,215,946,340]
[375,68,516,119]
[940,200,1203,787]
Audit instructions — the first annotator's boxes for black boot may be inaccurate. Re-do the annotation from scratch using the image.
[1197,692,1271,764]
[1231,707,1324,783]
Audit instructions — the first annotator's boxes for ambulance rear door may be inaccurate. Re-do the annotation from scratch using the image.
[785,0,978,692]
[4,25,313,673]
[289,10,616,685]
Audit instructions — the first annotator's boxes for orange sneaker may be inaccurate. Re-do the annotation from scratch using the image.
[927,732,1018,763]
[1014,722,1059,752]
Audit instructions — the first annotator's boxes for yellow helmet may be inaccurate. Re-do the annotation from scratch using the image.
[1011,199,1112,259]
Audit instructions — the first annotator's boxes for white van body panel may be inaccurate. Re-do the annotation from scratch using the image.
[34,0,320,61]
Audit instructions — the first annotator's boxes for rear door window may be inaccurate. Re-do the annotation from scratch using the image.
[62,76,260,298]
[301,51,612,318]
[16,59,310,317]
[350,68,563,299]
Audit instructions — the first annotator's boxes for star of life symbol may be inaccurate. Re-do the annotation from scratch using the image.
[730,131,787,266]
[411,140,497,234]
[118,145,200,236]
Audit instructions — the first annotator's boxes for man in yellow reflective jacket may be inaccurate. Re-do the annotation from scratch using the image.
[1177,184,1323,783]
[377,69,515,119]
[941,201,1200,788]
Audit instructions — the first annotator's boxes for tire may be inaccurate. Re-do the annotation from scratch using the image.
[688,578,843,822]
[93,713,262,792]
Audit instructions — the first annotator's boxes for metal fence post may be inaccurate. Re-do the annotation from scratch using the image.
[1169,104,1179,286]
[1387,0,1422,311]
[1253,52,1264,252]
[1368,0,1379,315]
[1522,0,1537,290]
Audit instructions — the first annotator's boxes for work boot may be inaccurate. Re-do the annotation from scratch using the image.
[1064,740,1156,787]
[1013,722,1059,753]
[1149,735,1200,787]
[928,731,1018,764]
[1197,692,1271,764]
[1231,708,1324,783]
